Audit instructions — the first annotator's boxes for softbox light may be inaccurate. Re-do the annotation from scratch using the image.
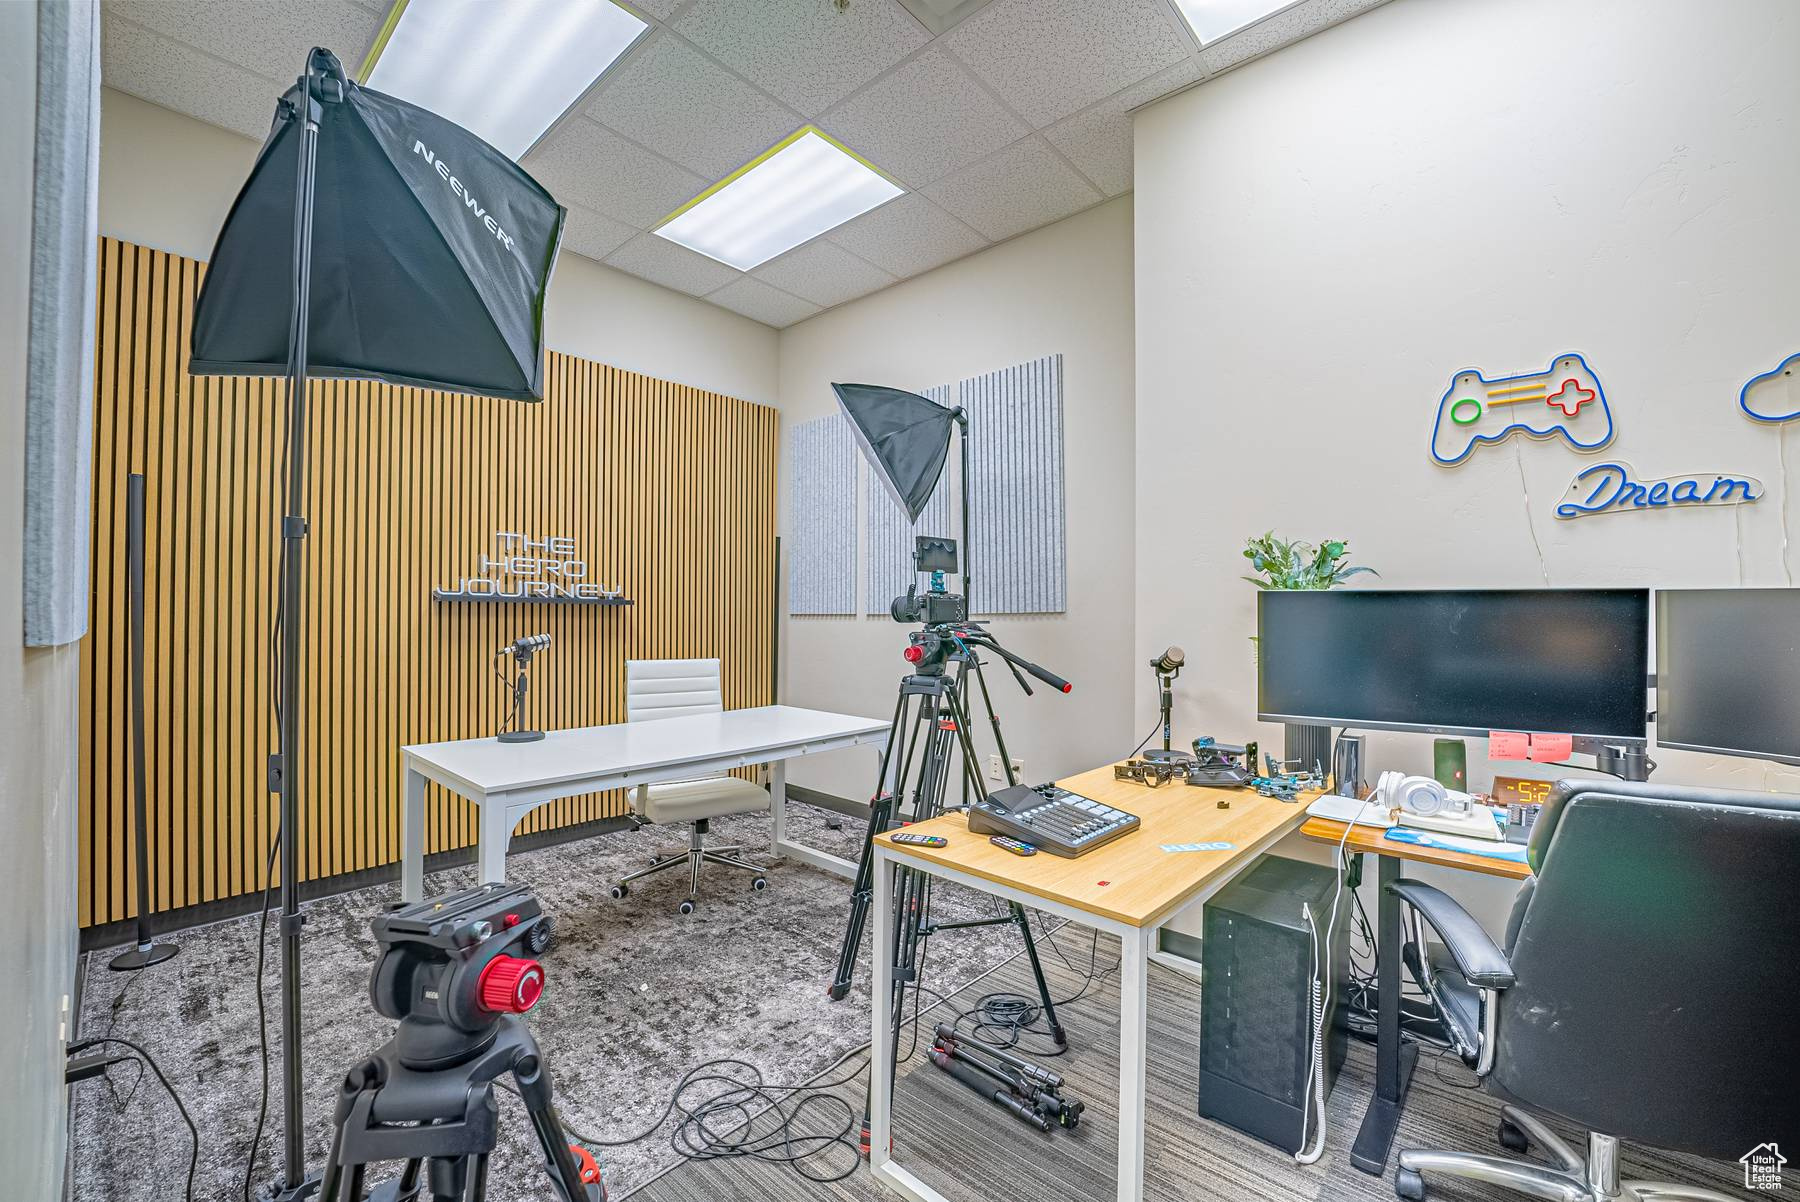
[192,48,564,400]
[185,48,565,1200]
[831,382,957,523]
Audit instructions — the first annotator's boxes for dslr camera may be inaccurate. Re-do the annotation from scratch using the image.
[889,535,968,625]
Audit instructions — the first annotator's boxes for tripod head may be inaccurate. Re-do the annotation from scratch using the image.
[370,883,550,1070]
[901,621,1072,697]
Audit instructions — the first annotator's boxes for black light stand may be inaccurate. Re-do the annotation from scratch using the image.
[109,474,179,973]
[264,60,326,1202]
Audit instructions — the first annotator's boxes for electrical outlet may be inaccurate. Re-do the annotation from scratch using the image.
[987,754,1004,781]
[1010,758,1024,781]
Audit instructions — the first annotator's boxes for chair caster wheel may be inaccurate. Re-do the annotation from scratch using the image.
[1394,1168,1427,1200]
[679,899,695,915]
[752,877,768,892]
[1497,1118,1530,1154]
[609,884,628,900]
[525,914,555,955]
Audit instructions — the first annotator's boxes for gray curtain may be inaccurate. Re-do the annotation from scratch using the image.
[23,0,100,647]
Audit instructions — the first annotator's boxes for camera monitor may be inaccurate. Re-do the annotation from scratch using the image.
[1655,588,1800,765]
[913,535,957,573]
[1257,589,1650,741]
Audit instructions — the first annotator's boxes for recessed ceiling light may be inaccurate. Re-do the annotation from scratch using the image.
[362,0,647,159]
[1171,0,1293,45]
[655,128,903,273]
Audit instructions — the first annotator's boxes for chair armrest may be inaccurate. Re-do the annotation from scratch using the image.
[1387,879,1515,989]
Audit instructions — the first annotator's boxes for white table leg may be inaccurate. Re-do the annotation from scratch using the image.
[769,758,787,850]
[1118,925,1151,1202]
[475,798,512,885]
[400,764,426,903]
[869,845,896,1172]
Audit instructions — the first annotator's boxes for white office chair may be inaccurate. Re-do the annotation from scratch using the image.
[608,658,769,914]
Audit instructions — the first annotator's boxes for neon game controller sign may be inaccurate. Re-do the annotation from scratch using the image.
[1430,353,1614,467]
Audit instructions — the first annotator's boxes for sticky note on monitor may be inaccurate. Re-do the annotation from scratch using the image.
[1528,733,1573,761]
[1488,731,1529,759]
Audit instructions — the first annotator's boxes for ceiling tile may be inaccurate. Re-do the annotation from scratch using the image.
[706,278,822,328]
[825,193,988,279]
[604,232,743,297]
[558,203,637,263]
[1198,0,1391,74]
[818,49,1027,187]
[923,135,1101,241]
[752,240,897,308]
[672,0,930,116]
[1043,57,1203,195]
[629,0,688,17]
[584,32,801,178]
[101,14,284,141]
[106,0,381,87]
[522,117,706,229]
[942,0,1192,128]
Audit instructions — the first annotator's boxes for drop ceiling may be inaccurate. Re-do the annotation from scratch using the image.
[101,0,1391,329]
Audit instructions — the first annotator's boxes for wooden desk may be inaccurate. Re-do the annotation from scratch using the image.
[1301,815,1531,1177]
[869,764,1316,1202]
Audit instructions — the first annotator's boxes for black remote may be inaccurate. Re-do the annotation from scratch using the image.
[989,835,1037,856]
[891,832,948,848]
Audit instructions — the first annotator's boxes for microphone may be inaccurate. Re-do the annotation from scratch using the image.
[499,633,552,659]
[1150,646,1184,675]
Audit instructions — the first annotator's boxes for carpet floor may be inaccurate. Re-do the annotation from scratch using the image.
[71,801,1032,1202]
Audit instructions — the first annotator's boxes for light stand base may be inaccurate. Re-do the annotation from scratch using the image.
[257,1173,321,1202]
[497,729,545,743]
[108,941,179,972]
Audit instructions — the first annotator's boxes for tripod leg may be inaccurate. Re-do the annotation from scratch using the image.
[512,1049,601,1202]
[1011,904,1067,1047]
[829,686,915,1001]
[465,1153,488,1202]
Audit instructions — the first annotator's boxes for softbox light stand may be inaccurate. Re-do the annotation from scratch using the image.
[829,382,972,610]
[190,48,565,1202]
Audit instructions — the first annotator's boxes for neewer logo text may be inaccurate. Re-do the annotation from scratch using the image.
[412,141,516,252]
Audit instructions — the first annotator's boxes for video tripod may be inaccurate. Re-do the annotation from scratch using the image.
[829,618,1074,1066]
[319,884,602,1202]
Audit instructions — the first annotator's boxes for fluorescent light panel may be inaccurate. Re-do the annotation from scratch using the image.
[655,130,903,272]
[365,0,647,159]
[1171,0,1291,44]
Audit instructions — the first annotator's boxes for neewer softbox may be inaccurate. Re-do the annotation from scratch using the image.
[191,48,564,400]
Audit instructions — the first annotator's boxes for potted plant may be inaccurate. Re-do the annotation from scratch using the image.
[1243,533,1377,777]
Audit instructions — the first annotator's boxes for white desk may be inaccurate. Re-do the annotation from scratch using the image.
[399,705,889,902]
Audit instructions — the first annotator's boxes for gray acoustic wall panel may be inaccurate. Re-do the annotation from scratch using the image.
[865,383,955,614]
[786,413,857,615]
[963,354,1066,615]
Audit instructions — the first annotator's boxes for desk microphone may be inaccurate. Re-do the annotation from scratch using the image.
[499,633,552,660]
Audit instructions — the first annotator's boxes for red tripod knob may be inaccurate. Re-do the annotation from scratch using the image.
[477,954,545,1013]
[903,645,924,663]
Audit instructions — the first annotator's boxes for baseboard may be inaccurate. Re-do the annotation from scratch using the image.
[785,783,869,819]
[77,814,635,952]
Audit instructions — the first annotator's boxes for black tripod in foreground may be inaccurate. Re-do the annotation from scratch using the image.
[831,617,1074,1044]
[321,885,602,1202]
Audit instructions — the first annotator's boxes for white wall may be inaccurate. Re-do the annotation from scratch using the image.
[98,89,780,405]
[1,3,79,1196]
[775,198,1137,803]
[1136,0,1800,934]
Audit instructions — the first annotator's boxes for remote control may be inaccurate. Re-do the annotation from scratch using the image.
[989,835,1037,856]
[891,832,948,848]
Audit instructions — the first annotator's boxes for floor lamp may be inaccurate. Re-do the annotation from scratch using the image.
[189,48,565,1199]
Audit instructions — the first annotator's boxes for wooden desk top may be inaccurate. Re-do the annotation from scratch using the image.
[873,764,1316,929]
[1299,817,1534,881]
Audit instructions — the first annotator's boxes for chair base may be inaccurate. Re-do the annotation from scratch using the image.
[609,818,767,912]
[1397,1111,1737,1202]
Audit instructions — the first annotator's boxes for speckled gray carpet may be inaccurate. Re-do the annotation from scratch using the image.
[71,802,1034,1202]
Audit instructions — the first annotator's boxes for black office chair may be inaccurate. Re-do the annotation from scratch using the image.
[1387,779,1800,1201]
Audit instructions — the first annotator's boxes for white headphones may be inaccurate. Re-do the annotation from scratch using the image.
[1374,770,1471,817]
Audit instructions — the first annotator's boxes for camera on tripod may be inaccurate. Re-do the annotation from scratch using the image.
[889,535,968,625]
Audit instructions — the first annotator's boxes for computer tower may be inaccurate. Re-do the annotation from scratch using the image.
[1197,855,1349,1153]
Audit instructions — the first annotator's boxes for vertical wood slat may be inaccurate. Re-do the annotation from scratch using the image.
[78,238,780,927]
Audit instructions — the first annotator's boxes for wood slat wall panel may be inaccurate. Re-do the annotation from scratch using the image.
[79,238,779,928]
